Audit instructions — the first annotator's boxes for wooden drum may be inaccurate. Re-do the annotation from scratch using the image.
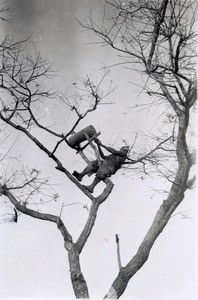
[68,125,97,148]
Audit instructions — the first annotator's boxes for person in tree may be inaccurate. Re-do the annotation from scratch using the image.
[73,139,129,193]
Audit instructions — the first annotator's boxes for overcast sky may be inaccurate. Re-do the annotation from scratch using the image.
[0,1,197,299]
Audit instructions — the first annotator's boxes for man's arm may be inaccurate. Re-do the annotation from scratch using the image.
[96,142,106,159]
[95,139,126,157]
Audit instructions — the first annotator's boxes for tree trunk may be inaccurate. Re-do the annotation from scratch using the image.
[67,245,89,298]
[104,111,192,299]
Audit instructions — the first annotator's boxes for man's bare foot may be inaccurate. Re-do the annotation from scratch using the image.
[72,171,82,182]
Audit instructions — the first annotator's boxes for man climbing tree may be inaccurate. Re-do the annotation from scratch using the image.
[73,137,129,193]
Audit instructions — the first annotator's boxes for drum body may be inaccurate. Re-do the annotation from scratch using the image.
[68,125,97,148]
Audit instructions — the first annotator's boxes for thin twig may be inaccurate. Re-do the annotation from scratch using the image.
[115,234,122,270]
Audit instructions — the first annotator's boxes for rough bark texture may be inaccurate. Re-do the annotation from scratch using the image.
[68,246,89,299]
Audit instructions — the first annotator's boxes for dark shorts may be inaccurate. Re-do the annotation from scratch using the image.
[96,163,112,180]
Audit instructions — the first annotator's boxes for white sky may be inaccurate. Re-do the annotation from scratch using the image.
[0,0,197,299]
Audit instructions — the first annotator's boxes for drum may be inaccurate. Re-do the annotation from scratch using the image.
[68,125,97,148]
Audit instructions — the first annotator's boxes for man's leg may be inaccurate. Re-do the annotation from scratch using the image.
[73,161,99,182]
[84,176,101,193]
[84,161,111,192]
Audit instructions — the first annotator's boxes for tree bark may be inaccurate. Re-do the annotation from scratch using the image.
[67,245,89,299]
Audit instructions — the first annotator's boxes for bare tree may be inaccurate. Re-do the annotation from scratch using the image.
[0,0,197,299]
[78,0,197,297]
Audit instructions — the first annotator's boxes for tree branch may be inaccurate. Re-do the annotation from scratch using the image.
[76,178,114,253]
[0,183,73,245]
[125,135,173,165]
